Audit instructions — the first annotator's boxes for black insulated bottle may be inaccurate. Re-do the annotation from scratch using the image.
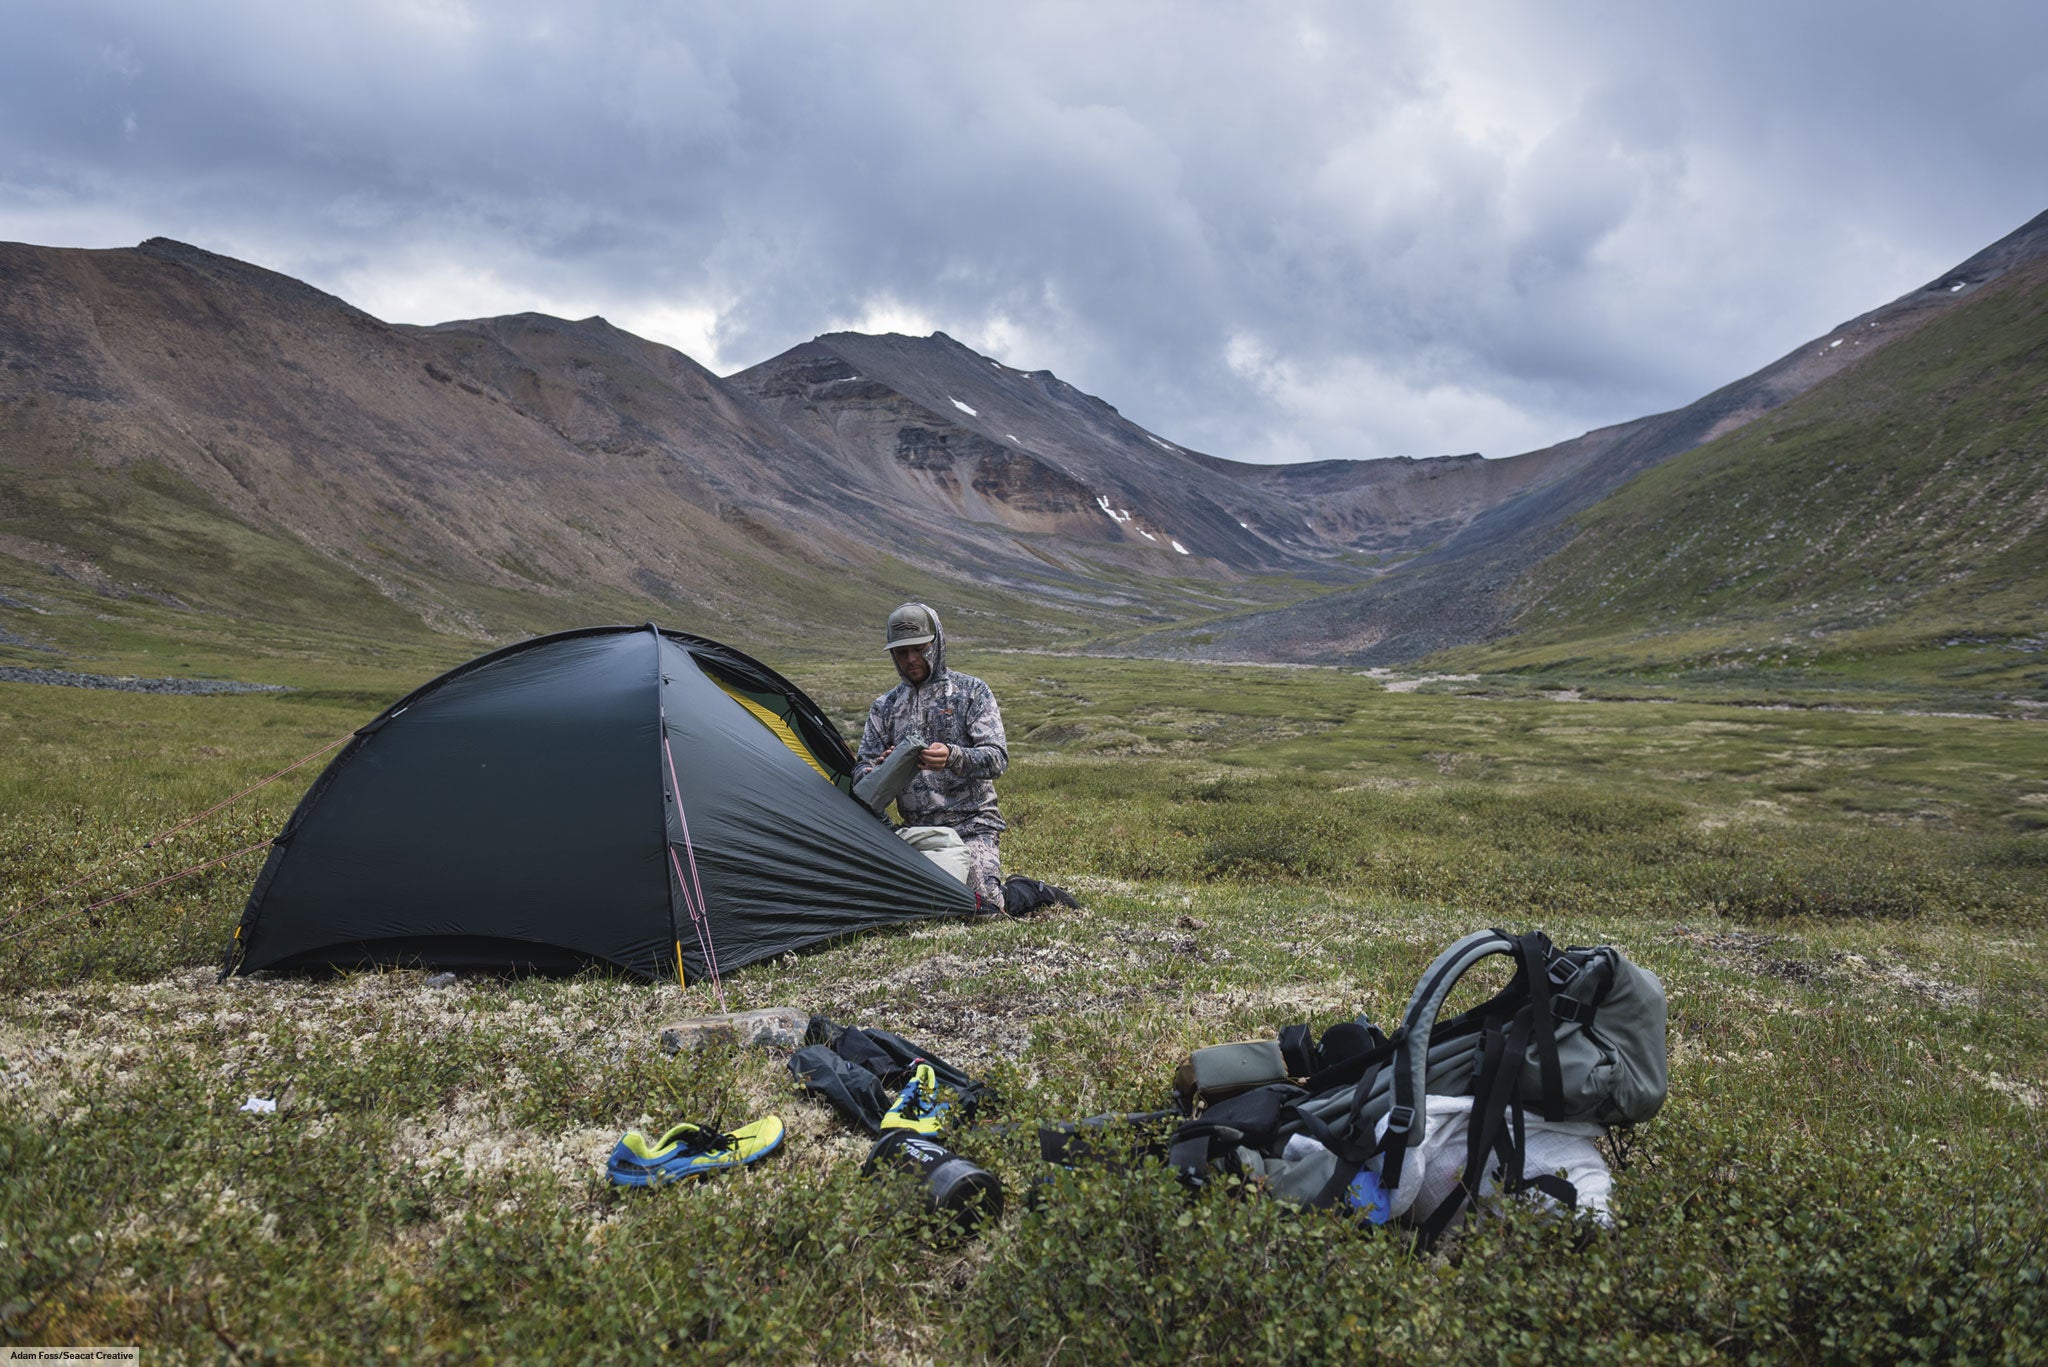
[863,1130,1004,1229]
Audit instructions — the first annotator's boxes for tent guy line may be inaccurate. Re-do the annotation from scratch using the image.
[664,708,728,1009]
[0,838,273,949]
[0,728,358,933]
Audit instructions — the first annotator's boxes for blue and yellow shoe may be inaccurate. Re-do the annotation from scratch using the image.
[606,1116,785,1187]
[880,1062,951,1135]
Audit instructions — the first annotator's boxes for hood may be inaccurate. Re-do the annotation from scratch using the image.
[892,601,947,687]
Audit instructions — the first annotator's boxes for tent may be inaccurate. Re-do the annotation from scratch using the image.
[224,624,978,981]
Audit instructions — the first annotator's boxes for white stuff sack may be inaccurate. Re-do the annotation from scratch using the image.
[897,826,971,885]
[1375,1095,1613,1230]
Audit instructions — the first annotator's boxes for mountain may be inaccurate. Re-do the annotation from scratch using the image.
[726,330,1577,574]
[1475,238,2048,689]
[3,211,2044,674]
[0,238,836,643]
[0,235,1572,659]
[0,241,1253,654]
[1108,209,2048,664]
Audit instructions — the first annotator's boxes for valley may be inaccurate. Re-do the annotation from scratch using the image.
[5,209,2044,701]
[2,204,2045,1360]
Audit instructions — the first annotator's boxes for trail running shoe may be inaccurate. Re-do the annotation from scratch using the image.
[606,1116,785,1187]
[880,1061,951,1135]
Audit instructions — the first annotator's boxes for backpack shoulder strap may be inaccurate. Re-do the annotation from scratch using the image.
[1380,929,1517,1190]
[1512,930,1568,1121]
[1167,1120,1247,1186]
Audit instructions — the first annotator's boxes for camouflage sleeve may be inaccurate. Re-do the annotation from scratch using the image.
[946,678,1008,780]
[851,695,896,786]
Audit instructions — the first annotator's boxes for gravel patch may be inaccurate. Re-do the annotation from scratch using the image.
[0,626,57,652]
[0,666,288,694]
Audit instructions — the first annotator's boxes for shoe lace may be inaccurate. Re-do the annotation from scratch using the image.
[678,1121,740,1154]
[894,1064,939,1118]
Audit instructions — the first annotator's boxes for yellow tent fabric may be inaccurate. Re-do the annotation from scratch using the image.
[715,679,836,784]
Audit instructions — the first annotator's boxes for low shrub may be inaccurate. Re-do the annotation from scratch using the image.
[954,1124,2048,1365]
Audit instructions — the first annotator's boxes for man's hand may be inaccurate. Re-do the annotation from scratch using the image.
[917,743,951,771]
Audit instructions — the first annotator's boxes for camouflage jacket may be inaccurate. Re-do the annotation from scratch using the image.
[852,626,1008,836]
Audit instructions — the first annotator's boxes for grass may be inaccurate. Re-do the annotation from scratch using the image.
[3,652,2046,1362]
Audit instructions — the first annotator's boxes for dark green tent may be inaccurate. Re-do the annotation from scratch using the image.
[225,625,977,982]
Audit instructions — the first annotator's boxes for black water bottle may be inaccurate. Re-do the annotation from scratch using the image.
[863,1130,1004,1229]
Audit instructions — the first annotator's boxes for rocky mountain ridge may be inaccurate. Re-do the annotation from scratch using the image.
[4,210,2044,663]
[0,235,1559,650]
[1107,207,2048,662]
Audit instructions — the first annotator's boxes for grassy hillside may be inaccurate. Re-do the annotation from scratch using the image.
[0,507,1324,693]
[1454,256,2048,698]
[4,654,2045,1359]
[3,241,1359,674]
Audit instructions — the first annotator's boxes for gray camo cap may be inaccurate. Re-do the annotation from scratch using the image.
[884,602,938,653]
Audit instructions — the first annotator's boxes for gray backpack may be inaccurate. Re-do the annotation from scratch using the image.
[1285,929,1668,1242]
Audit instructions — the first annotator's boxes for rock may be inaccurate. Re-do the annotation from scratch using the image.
[0,665,287,693]
[661,1006,809,1055]
[425,972,458,988]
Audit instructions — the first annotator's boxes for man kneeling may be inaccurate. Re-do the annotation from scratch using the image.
[852,601,1073,915]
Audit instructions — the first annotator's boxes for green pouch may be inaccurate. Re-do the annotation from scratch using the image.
[1175,1039,1290,1108]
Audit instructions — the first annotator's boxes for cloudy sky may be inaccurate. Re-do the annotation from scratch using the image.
[5,2,2045,464]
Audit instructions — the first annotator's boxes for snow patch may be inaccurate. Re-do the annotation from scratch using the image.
[1007,434,1020,443]
[1137,529,1156,541]
[950,398,978,416]
[1171,540,1189,554]
[1829,338,1843,348]
[1096,495,1133,524]
[1950,282,1966,292]
[1146,435,1178,452]
[1238,521,1251,530]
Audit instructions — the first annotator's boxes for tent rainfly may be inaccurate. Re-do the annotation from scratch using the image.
[223,624,978,982]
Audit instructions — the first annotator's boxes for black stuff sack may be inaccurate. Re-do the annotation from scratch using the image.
[788,1016,990,1135]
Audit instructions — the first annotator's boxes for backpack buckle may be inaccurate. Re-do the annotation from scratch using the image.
[1385,1104,1415,1136]
[1551,996,1595,1026]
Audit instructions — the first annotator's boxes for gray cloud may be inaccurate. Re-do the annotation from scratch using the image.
[4,0,2044,463]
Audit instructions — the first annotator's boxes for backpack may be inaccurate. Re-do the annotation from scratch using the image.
[1335,929,1666,1239]
[1163,929,1668,1245]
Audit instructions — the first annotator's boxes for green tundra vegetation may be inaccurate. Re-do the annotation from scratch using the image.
[3,647,2043,1363]
[1451,255,2048,702]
